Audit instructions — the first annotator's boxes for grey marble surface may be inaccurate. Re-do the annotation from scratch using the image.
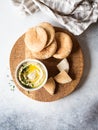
[0,1,98,130]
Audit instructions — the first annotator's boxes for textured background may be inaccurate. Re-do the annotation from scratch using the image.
[0,1,98,130]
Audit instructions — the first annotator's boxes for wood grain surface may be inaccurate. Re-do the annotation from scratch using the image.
[10,27,84,102]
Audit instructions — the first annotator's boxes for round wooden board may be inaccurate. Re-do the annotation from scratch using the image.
[10,27,84,102]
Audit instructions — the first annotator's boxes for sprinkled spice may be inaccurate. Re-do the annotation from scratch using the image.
[7,68,16,91]
[8,79,16,91]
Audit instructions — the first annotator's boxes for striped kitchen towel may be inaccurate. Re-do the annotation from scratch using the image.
[11,0,98,35]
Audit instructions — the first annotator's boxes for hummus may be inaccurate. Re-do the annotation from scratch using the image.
[17,61,47,89]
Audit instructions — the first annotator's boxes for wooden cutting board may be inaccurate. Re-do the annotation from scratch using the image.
[10,27,84,102]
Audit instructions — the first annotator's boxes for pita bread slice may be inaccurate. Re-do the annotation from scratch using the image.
[57,58,69,73]
[44,77,56,95]
[54,70,72,84]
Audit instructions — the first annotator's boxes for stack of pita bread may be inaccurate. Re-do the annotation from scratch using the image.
[24,22,73,95]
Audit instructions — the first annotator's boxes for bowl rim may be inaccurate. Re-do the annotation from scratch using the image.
[15,59,48,91]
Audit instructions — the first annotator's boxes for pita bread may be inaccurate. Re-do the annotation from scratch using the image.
[31,40,57,59]
[24,26,47,52]
[54,70,72,84]
[25,44,35,59]
[53,32,73,59]
[44,77,56,95]
[57,58,69,73]
[39,22,55,46]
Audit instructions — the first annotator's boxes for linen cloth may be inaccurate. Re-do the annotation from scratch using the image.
[12,0,98,35]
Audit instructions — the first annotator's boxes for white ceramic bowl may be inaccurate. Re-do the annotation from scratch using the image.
[15,59,48,91]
